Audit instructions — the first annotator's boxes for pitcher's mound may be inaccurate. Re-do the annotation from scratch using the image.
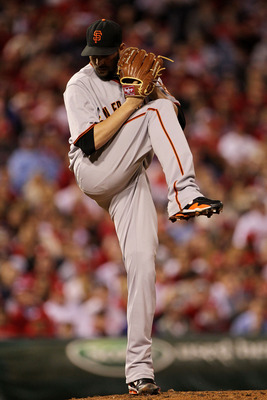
[69,389,267,400]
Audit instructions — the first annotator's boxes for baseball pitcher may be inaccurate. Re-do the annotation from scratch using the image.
[63,19,223,395]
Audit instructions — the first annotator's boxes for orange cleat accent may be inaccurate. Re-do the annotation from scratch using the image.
[128,379,160,395]
[170,197,223,222]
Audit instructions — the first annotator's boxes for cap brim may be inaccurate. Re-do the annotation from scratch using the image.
[81,45,119,56]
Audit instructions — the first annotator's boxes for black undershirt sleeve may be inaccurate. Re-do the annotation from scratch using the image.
[177,105,186,131]
[74,126,96,155]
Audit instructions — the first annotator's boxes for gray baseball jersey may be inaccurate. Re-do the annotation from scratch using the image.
[64,63,203,383]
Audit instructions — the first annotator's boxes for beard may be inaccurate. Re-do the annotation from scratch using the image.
[94,53,120,81]
[95,69,117,81]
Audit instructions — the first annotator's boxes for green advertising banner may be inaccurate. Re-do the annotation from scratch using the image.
[0,336,267,400]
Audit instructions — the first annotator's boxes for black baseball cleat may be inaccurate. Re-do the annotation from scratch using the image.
[128,378,161,395]
[170,197,223,222]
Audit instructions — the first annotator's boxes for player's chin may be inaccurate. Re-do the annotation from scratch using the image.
[95,68,115,81]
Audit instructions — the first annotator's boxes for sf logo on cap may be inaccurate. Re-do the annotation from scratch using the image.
[93,30,102,43]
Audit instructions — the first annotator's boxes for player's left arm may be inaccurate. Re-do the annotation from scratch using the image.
[148,80,186,130]
[148,85,178,115]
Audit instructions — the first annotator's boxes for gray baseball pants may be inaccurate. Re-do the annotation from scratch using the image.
[73,99,202,383]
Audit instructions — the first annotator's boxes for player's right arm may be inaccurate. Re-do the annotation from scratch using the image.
[93,97,143,150]
[64,83,143,156]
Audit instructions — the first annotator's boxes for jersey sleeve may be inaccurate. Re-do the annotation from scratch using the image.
[155,78,180,105]
[63,82,99,145]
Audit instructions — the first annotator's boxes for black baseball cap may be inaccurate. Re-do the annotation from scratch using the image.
[81,19,122,56]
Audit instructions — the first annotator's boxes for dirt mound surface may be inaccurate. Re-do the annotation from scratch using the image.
[69,389,267,400]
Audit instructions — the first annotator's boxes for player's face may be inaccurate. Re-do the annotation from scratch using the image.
[90,51,119,81]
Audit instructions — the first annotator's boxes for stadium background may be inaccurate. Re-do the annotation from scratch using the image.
[0,0,267,399]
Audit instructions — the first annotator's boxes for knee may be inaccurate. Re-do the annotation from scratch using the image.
[148,98,177,120]
[150,98,174,111]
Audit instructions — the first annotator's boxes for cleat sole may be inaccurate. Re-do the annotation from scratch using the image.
[170,203,223,222]
[129,383,161,395]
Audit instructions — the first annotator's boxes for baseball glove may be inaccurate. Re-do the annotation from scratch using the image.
[117,47,169,98]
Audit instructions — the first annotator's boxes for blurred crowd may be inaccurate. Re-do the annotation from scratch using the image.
[1,0,267,339]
